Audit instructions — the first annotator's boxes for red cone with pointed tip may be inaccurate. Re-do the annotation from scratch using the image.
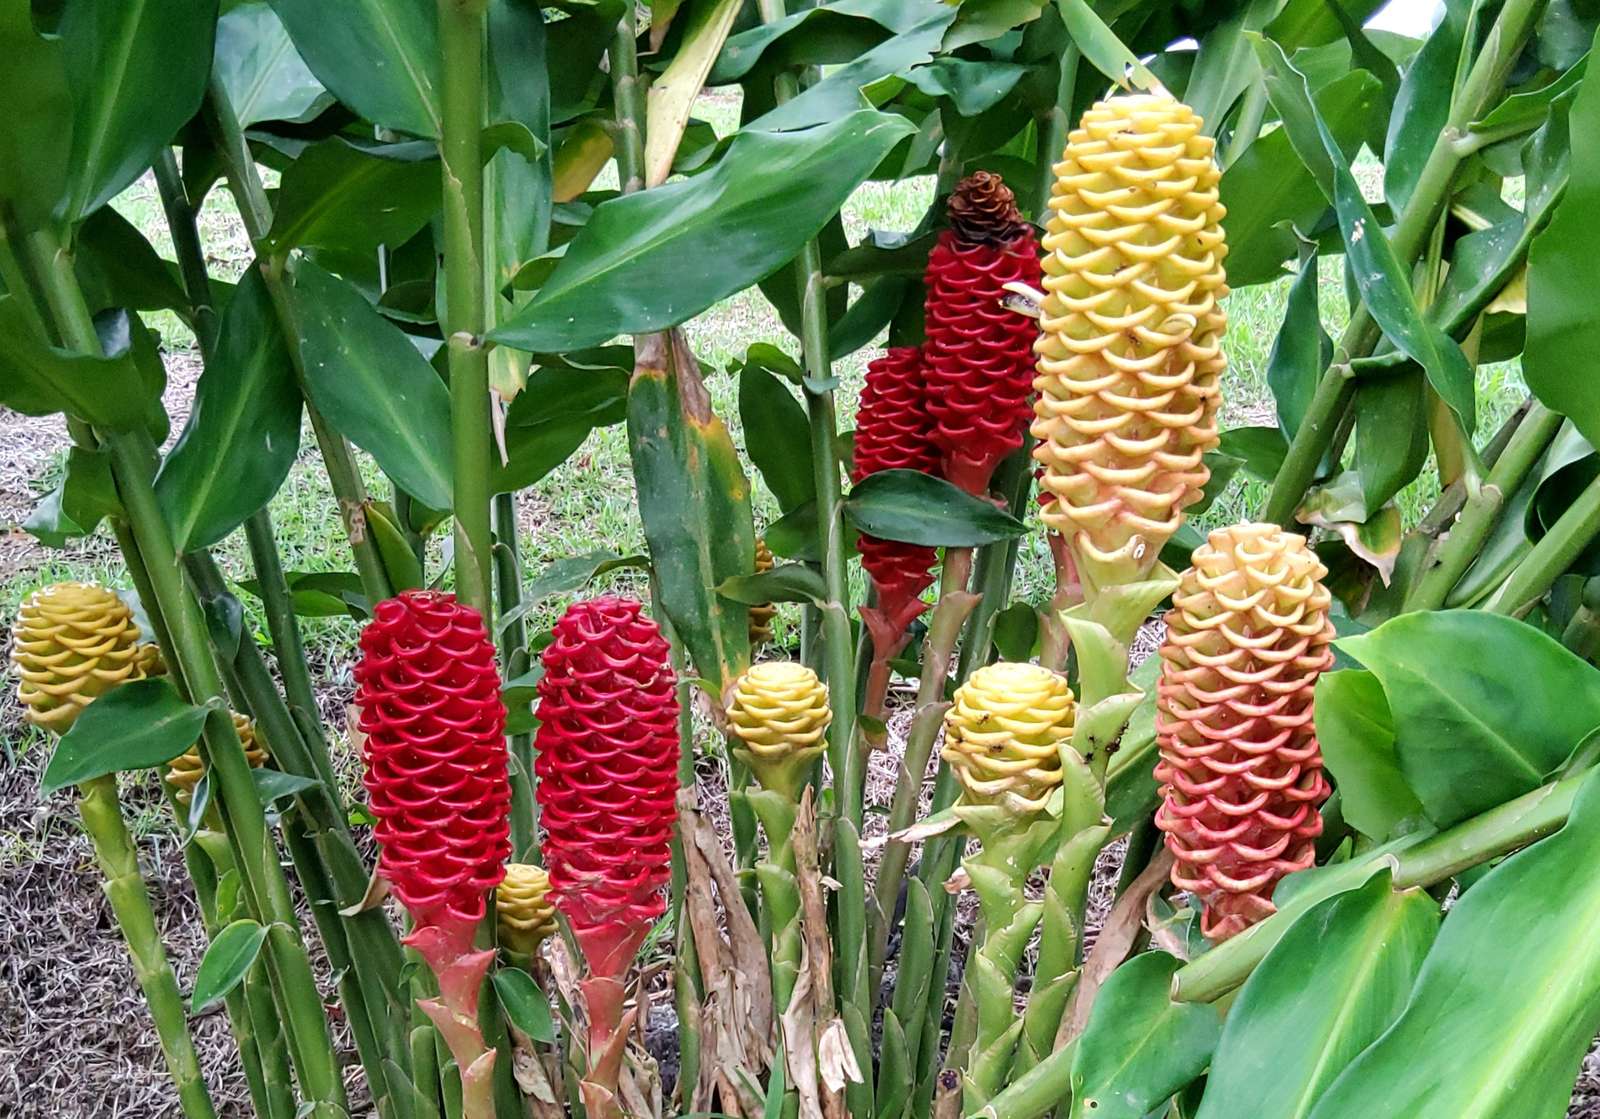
[923,171,1042,496]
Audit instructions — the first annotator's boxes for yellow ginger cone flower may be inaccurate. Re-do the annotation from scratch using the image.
[166,712,268,804]
[749,537,777,648]
[10,582,150,734]
[943,662,1077,816]
[497,863,559,954]
[1032,90,1228,590]
[726,661,832,797]
[134,642,166,679]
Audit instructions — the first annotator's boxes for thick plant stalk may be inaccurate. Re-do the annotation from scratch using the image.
[939,663,1077,1111]
[437,0,494,616]
[28,229,349,1117]
[1485,471,1600,616]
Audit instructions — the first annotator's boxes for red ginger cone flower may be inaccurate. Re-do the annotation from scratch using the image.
[854,345,940,654]
[923,171,1043,496]
[355,590,511,1111]
[1154,525,1334,942]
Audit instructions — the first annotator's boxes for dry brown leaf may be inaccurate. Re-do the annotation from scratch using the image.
[817,1018,862,1094]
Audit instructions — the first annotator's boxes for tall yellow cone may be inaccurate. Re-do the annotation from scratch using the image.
[1033,91,1228,590]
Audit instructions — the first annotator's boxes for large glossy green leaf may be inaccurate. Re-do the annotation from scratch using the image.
[1526,26,1600,452]
[1340,611,1600,827]
[1221,69,1381,287]
[41,679,211,793]
[1314,669,1423,842]
[492,358,629,493]
[845,469,1027,547]
[710,0,924,83]
[1067,952,1221,1119]
[738,353,815,513]
[291,259,453,510]
[490,110,914,353]
[1307,768,1600,1119]
[265,139,440,260]
[1383,0,1468,213]
[1197,872,1438,1119]
[57,0,218,223]
[192,919,268,1013]
[1256,38,1475,431]
[627,329,755,693]
[269,0,440,137]
[156,268,301,553]
[75,207,191,318]
[0,298,153,430]
[487,0,552,291]
[214,2,330,127]
[0,3,71,229]
[1353,364,1429,510]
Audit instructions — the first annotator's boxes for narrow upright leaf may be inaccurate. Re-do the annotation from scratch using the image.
[643,0,743,186]
[1265,248,1332,436]
[1383,0,1468,213]
[1314,669,1422,842]
[42,680,211,794]
[0,3,70,228]
[738,358,815,513]
[1196,872,1438,1119]
[291,260,453,510]
[157,268,302,552]
[192,919,269,1013]
[493,967,556,1043]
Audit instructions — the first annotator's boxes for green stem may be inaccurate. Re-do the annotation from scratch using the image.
[203,74,394,604]
[78,775,219,1119]
[1406,402,1562,611]
[1263,363,1357,525]
[493,493,537,858]
[438,0,494,617]
[1222,78,1268,167]
[609,10,646,194]
[1484,469,1600,616]
[1033,44,1078,213]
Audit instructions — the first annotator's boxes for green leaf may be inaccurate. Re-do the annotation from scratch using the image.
[1266,248,1332,436]
[493,967,556,1043]
[1221,70,1381,287]
[490,110,916,353]
[1068,952,1221,1119]
[1526,27,1600,452]
[710,0,920,83]
[1104,655,1162,836]
[1218,426,1289,481]
[1314,670,1423,842]
[253,769,322,806]
[522,550,650,603]
[192,919,268,1013]
[75,207,191,318]
[494,355,630,492]
[0,2,71,229]
[0,298,155,430]
[265,139,441,259]
[1470,52,1587,136]
[1339,611,1600,827]
[215,2,331,127]
[42,680,210,794]
[627,330,755,693]
[738,357,815,513]
[1255,36,1475,431]
[269,0,441,137]
[1306,768,1600,1119]
[1352,364,1430,511]
[238,570,369,618]
[291,259,453,510]
[1184,0,1281,133]
[1383,0,1468,213]
[846,469,1027,547]
[56,0,217,223]
[991,602,1040,662]
[24,446,121,548]
[764,500,821,563]
[1053,0,1158,91]
[716,563,827,608]
[156,267,301,553]
[1197,871,1438,1119]
[901,58,1028,117]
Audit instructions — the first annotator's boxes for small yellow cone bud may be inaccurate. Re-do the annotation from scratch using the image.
[166,712,269,804]
[10,583,149,734]
[497,863,558,954]
[726,661,832,796]
[1033,91,1228,588]
[134,642,166,679]
[942,662,1076,815]
[749,537,777,647]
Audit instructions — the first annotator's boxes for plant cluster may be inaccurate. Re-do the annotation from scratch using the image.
[7,1,1600,1119]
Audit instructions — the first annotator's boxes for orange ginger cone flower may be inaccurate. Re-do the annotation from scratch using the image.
[10,582,151,733]
[534,595,679,1117]
[924,171,1043,496]
[748,536,778,648]
[354,589,512,1112]
[1154,524,1334,941]
[942,661,1076,817]
[496,863,559,955]
[1032,91,1228,591]
[167,712,268,804]
[726,661,831,797]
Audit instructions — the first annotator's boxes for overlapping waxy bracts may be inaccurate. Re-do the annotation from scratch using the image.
[924,172,1043,496]
[748,536,777,648]
[11,582,152,733]
[354,590,512,929]
[854,345,941,649]
[167,712,269,803]
[1033,92,1228,589]
[534,595,679,978]
[496,863,558,955]
[725,661,831,796]
[1154,524,1334,941]
[942,661,1077,817]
